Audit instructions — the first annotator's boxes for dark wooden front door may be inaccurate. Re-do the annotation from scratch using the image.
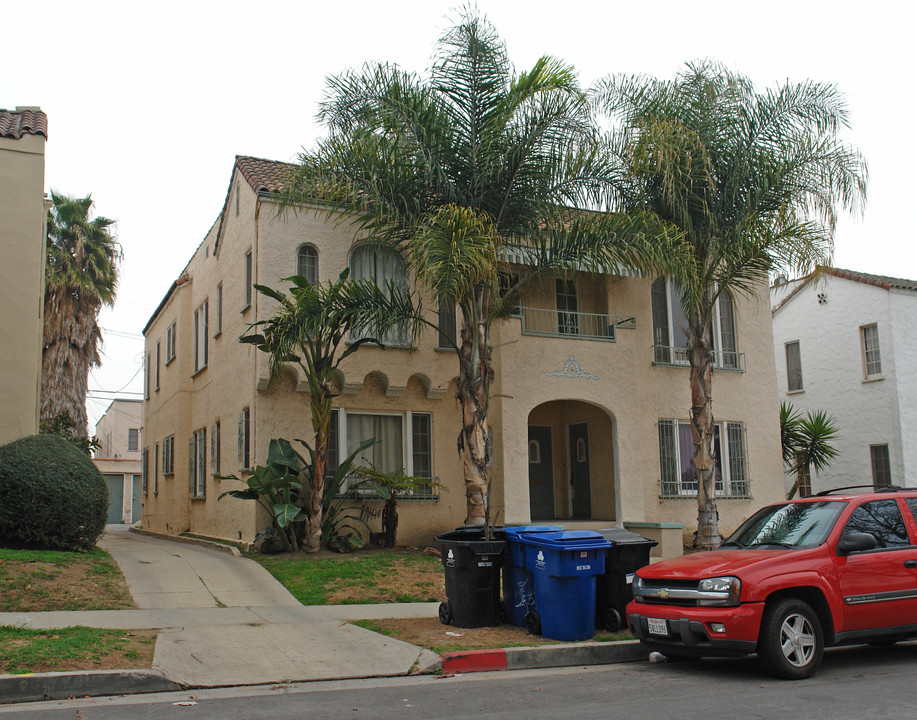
[570,422,591,518]
[528,426,554,519]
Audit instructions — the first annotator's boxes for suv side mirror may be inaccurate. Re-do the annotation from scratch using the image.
[837,532,878,555]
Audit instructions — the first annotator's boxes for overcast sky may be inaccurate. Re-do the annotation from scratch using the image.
[4,0,913,431]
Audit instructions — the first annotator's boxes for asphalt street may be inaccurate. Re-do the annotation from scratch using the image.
[3,641,915,720]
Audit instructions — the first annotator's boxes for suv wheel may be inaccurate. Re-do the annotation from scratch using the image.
[758,598,824,679]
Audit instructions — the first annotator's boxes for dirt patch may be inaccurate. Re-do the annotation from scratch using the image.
[326,553,445,604]
[0,558,135,612]
[357,616,631,653]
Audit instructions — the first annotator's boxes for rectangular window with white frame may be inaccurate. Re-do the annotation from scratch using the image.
[190,428,207,498]
[658,418,749,499]
[215,283,223,336]
[194,300,208,373]
[166,321,176,364]
[651,279,740,370]
[785,340,803,392]
[329,409,436,498]
[243,250,252,310]
[861,324,882,379]
[128,428,139,452]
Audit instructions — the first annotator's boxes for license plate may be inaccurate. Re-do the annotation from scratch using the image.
[647,618,668,636]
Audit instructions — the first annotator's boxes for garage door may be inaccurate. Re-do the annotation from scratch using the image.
[103,474,123,524]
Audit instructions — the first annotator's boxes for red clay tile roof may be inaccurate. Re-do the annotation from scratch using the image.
[0,107,48,139]
[236,155,294,194]
[823,267,917,292]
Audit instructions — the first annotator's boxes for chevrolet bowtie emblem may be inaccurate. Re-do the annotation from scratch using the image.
[657,589,670,599]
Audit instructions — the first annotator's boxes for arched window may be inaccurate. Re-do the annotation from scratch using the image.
[349,245,409,344]
[296,245,318,285]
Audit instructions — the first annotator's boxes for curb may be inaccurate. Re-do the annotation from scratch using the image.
[442,640,649,674]
[0,670,181,704]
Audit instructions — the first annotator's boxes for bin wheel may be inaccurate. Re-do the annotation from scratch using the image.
[600,608,623,632]
[438,601,453,625]
[525,610,542,636]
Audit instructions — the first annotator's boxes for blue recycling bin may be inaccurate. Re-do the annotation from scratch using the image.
[502,525,562,627]
[521,530,611,641]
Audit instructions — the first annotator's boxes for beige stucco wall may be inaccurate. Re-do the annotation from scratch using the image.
[0,130,46,445]
[142,160,785,552]
[494,274,784,547]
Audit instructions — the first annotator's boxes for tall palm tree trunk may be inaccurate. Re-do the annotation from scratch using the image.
[40,289,100,436]
[304,364,334,552]
[688,317,719,550]
[457,293,494,527]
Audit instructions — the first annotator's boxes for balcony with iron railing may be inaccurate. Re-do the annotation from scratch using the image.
[653,345,745,372]
[517,306,637,342]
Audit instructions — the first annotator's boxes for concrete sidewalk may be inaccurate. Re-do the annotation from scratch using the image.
[1,526,441,698]
[0,526,646,703]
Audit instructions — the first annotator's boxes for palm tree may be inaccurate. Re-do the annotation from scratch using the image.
[283,11,680,529]
[596,62,867,548]
[241,270,422,551]
[42,192,120,437]
[780,402,839,498]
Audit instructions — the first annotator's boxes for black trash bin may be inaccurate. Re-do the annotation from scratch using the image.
[595,528,658,631]
[435,527,506,628]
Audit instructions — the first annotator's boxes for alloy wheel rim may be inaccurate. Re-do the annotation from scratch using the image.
[779,612,816,667]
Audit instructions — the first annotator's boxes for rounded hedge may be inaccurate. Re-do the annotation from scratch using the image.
[0,434,108,550]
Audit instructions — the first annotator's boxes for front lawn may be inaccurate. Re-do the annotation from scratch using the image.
[0,626,155,675]
[0,546,135,612]
[251,548,443,605]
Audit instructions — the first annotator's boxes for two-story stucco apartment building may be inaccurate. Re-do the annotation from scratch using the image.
[141,156,784,556]
[92,398,143,524]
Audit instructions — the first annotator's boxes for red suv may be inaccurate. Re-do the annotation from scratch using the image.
[627,487,917,679]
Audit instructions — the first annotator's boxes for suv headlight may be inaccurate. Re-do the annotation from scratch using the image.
[697,576,741,606]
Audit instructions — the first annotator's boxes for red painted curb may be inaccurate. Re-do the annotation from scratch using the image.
[442,649,509,673]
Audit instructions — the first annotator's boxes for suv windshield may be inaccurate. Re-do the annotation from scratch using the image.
[725,501,846,549]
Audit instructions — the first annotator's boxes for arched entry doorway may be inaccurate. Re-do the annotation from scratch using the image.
[527,400,616,521]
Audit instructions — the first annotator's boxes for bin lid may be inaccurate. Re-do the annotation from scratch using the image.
[503,525,563,540]
[596,528,659,547]
[519,529,611,550]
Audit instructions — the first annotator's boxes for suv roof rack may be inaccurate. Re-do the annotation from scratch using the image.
[814,484,904,496]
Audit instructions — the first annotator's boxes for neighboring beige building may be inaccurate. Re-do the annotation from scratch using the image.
[0,107,48,446]
[92,399,143,523]
[141,156,785,556]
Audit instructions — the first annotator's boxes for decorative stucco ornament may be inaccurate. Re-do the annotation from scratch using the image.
[546,356,599,380]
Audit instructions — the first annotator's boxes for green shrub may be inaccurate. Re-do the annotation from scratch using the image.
[0,434,108,550]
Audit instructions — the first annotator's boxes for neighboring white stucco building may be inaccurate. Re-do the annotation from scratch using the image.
[771,268,917,493]
[92,398,143,524]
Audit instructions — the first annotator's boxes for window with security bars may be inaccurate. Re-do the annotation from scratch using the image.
[870,444,892,487]
[162,435,175,475]
[861,324,882,378]
[658,419,750,498]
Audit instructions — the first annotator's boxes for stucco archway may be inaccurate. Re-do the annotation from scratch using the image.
[526,400,618,522]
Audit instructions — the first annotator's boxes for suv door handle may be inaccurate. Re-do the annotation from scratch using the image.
[904,560,917,569]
